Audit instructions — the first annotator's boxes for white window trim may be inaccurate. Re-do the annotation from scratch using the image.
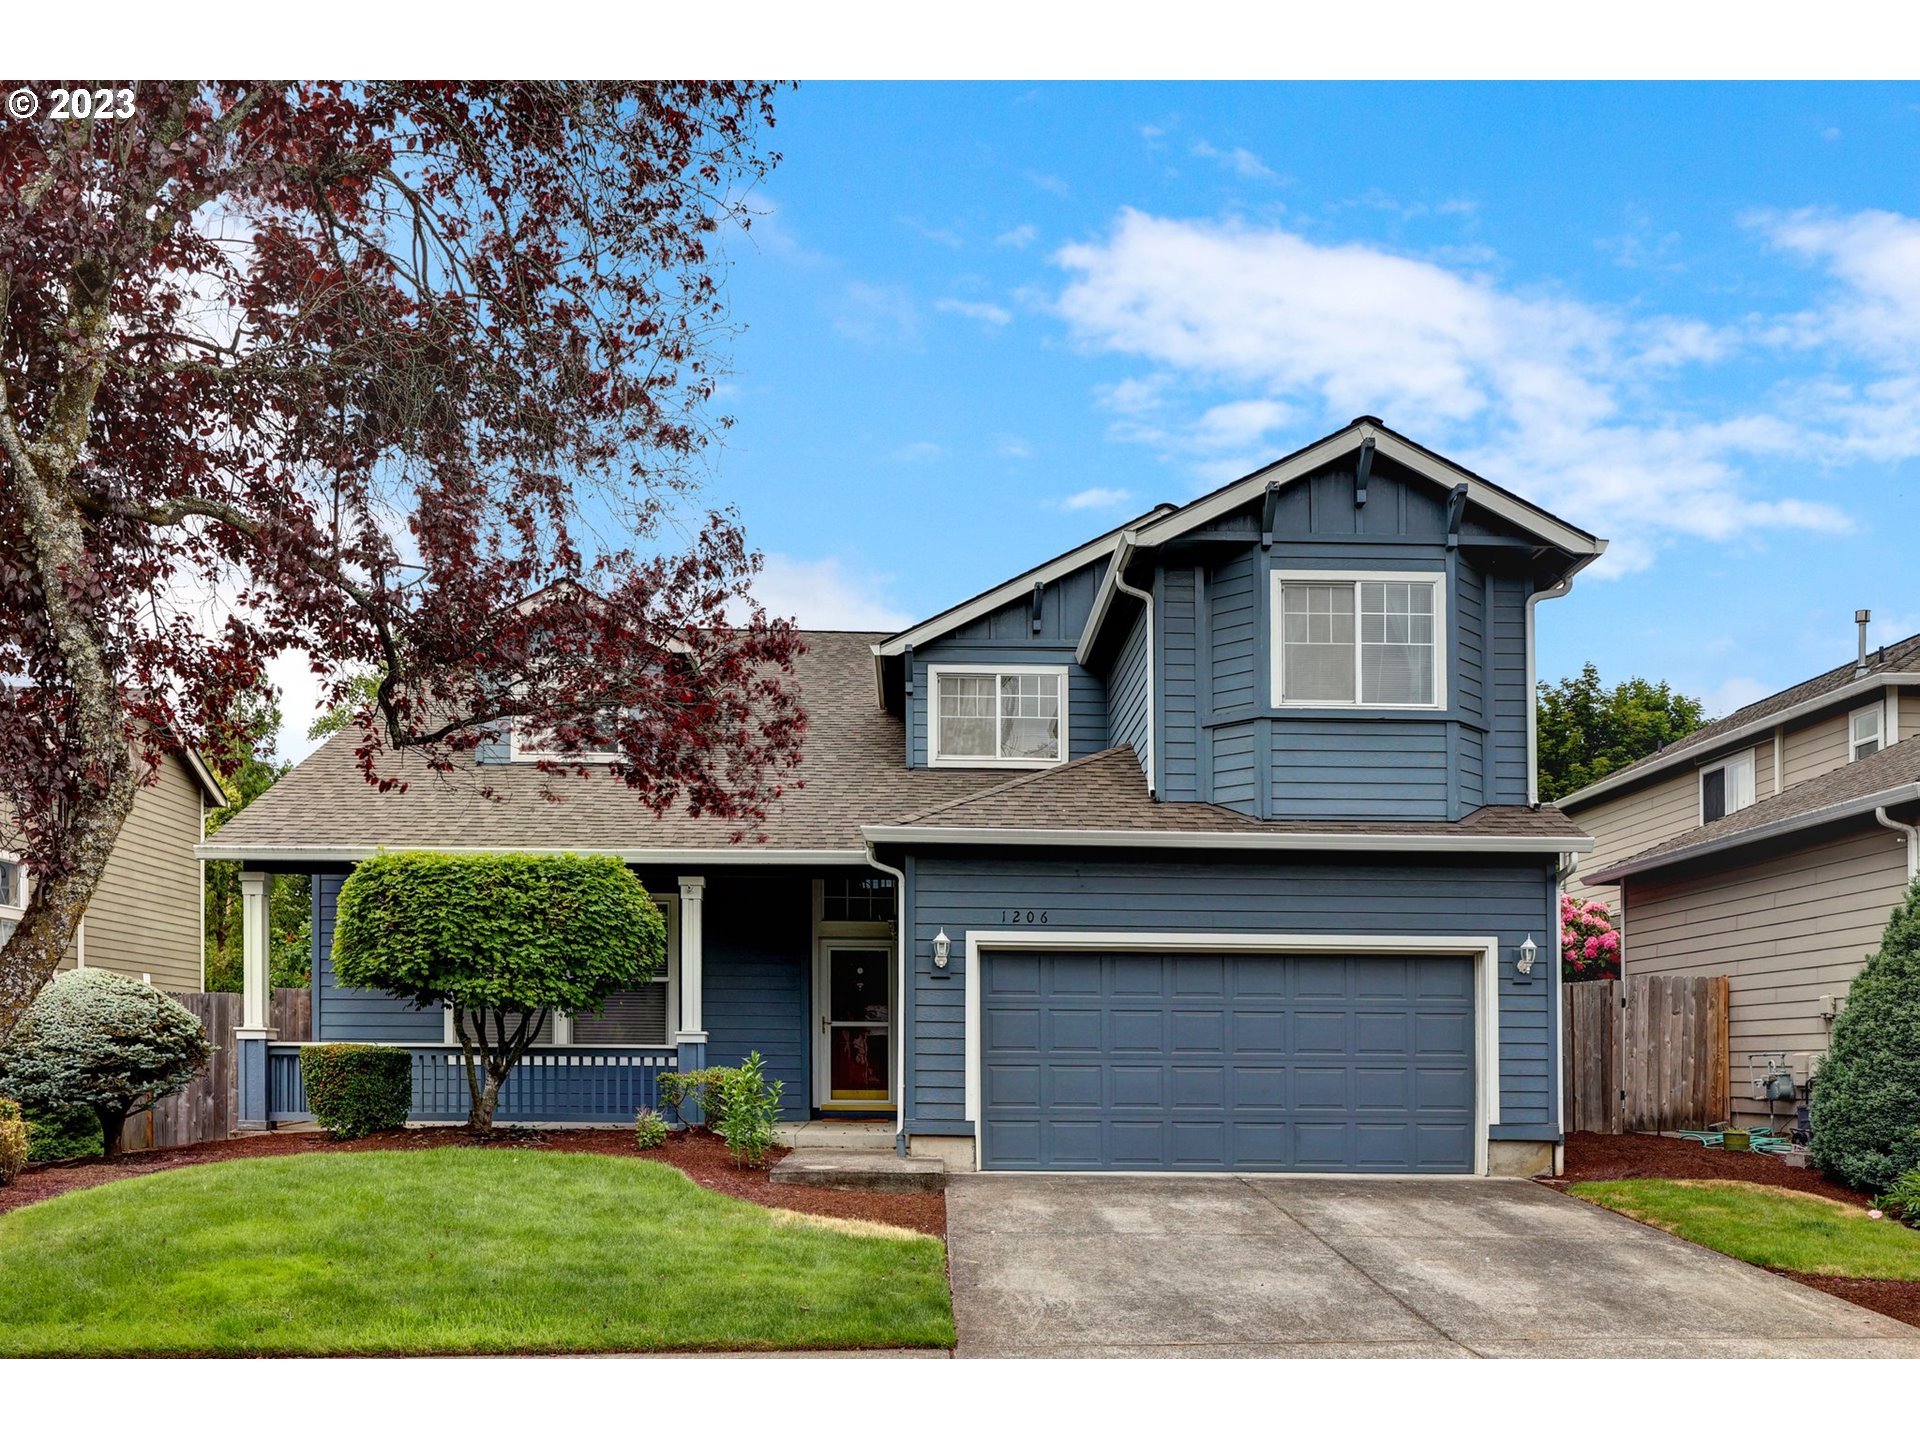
[1698,749,1757,826]
[0,853,25,937]
[1269,570,1449,711]
[439,891,678,1048]
[1850,702,1886,763]
[506,719,621,763]
[927,663,1071,770]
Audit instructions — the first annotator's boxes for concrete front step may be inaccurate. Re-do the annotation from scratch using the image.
[776,1121,899,1152]
[770,1148,947,1193]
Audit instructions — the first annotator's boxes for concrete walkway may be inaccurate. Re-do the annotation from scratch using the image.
[946,1174,1920,1358]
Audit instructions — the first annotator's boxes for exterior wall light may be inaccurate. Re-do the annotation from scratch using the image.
[933,930,951,969]
[1517,935,1537,977]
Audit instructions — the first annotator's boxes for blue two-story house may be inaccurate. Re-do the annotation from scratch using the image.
[206,418,1603,1177]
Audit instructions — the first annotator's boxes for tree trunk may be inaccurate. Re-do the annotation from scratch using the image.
[97,1104,129,1159]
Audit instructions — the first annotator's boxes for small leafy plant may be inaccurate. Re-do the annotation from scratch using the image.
[656,1066,734,1130]
[714,1052,783,1168]
[1879,1169,1920,1229]
[633,1108,668,1150]
[0,1098,27,1185]
[301,1045,413,1140]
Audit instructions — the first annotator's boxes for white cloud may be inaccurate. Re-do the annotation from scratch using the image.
[995,434,1033,460]
[995,223,1038,249]
[1052,208,1857,571]
[1755,208,1920,361]
[1700,675,1770,720]
[267,648,331,764]
[935,297,1013,327]
[1026,171,1071,197]
[750,555,913,632]
[899,216,963,249]
[1191,140,1280,182]
[1056,486,1136,513]
[885,440,943,464]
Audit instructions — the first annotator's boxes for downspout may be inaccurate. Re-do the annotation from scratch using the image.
[864,840,912,1156]
[1875,805,1920,884]
[1551,850,1579,1178]
[1525,578,1573,807]
[1111,532,1156,796]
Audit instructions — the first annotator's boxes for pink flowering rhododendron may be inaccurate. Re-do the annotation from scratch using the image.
[1561,893,1623,981]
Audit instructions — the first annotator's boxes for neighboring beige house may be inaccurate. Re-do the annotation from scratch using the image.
[1,743,225,994]
[1560,619,1920,1123]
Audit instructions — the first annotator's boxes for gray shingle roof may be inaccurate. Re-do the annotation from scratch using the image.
[208,631,1006,857]
[1561,630,1920,808]
[880,745,1590,845]
[1585,733,1920,883]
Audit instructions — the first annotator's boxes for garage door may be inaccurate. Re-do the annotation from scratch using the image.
[980,949,1476,1173]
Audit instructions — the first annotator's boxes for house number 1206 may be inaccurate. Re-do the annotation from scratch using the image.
[999,910,1049,924]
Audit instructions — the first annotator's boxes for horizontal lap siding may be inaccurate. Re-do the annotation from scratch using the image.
[1566,765,1704,909]
[1454,564,1487,812]
[1782,711,1850,788]
[701,874,811,1118]
[906,852,1557,1132]
[67,753,204,991]
[1159,566,1199,800]
[1208,552,1258,713]
[1211,721,1259,813]
[1270,723,1449,820]
[1625,825,1910,1115]
[313,874,445,1042]
[1108,606,1151,781]
[1488,575,1530,804]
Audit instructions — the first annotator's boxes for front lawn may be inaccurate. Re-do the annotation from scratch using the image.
[0,1148,954,1356]
[1571,1178,1920,1280]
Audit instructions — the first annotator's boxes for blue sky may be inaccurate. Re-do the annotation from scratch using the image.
[705,81,1920,720]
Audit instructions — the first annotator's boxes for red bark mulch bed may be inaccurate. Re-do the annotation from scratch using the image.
[0,1126,946,1237]
[1546,1130,1920,1331]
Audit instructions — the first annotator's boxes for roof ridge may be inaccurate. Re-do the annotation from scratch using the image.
[890,745,1140,825]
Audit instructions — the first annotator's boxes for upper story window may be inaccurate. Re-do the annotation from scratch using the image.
[1851,703,1884,762]
[1272,573,1445,709]
[0,857,22,948]
[1700,751,1755,824]
[929,665,1067,768]
[508,713,621,762]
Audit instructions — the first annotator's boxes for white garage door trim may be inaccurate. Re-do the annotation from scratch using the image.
[962,930,1503,1177]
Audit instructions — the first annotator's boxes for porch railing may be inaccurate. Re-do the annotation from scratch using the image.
[267,1043,677,1125]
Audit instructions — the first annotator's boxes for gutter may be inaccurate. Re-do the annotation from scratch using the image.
[1106,532,1157,796]
[862,837,912,1154]
[1586,783,1920,885]
[195,842,867,866]
[1875,806,1920,884]
[1559,672,1920,811]
[860,823,1593,855]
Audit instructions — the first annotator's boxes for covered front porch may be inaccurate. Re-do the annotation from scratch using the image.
[227,862,903,1130]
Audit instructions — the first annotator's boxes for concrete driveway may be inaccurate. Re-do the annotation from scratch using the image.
[946,1174,1920,1358]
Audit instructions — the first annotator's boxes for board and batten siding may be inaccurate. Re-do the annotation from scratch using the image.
[1107,603,1151,782]
[59,751,205,992]
[902,851,1560,1141]
[909,556,1109,768]
[1624,822,1912,1121]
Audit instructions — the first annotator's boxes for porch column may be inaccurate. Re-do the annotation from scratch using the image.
[674,875,706,1074]
[234,870,279,1130]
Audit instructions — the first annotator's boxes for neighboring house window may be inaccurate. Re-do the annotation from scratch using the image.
[508,714,621,761]
[0,857,23,948]
[1700,752,1755,824]
[1851,704,1884,762]
[822,875,895,924]
[929,665,1068,767]
[1273,573,1445,708]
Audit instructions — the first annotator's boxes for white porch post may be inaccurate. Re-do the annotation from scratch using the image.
[675,875,706,1051]
[235,870,279,1129]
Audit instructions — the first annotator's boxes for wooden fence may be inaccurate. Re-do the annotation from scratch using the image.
[118,988,311,1153]
[1562,974,1730,1135]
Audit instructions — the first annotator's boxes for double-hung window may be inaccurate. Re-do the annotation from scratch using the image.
[930,665,1068,767]
[1699,752,1755,824]
[1273,573,1445,708]
[1851,704,1885,762]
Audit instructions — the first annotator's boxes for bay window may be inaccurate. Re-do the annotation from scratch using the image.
[1273,573,1445,708]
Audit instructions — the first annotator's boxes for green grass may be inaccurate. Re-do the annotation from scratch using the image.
[1571,1179,1920,1280]
[0,1149,954,1356]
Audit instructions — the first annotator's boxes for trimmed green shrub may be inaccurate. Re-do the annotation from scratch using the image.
[1812,881,1920,1193]
[1880,1170,1920,1228]
[0,971,211,1156]
[634,1108,668,1150]
[333,851,664,1130]
[300,1045,413,1140]
[23,1105,102,1163]
[657,1066,734,1130]
[0,1099,27,1185]
[715,1052,783,1168]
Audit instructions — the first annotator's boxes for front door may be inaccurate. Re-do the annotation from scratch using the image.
[817,943,892,1107]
